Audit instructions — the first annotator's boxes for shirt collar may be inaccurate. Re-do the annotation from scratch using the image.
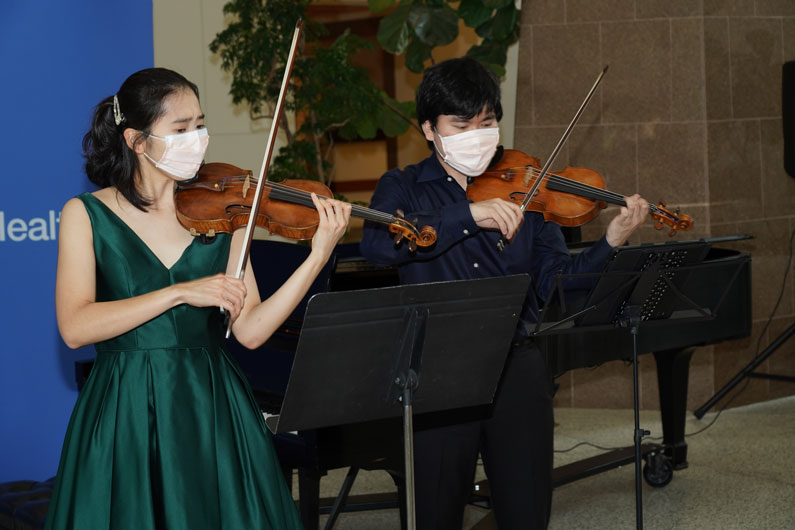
[416,152,448,183]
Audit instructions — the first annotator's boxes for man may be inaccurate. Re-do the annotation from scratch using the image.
[360,57,648,529]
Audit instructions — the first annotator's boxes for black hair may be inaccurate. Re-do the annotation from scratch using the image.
[82,68,200,210]
[415,57,502,149]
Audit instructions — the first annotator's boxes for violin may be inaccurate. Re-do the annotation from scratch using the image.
[467,149,692,236]
[174,161,437,250]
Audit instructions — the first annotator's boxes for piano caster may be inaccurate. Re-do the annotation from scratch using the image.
[643,450,673,488]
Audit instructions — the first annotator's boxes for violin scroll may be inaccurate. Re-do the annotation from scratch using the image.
[651,199,693,237]
[389,217,437,252]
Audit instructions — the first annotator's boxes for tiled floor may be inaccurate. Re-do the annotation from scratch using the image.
[300,395,795,529]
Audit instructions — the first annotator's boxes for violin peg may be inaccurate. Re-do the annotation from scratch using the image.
[668,229,677,237]
[659,199,667,207]
[654,222,664,231]
[393,234,404,246]
[408,240,418,253]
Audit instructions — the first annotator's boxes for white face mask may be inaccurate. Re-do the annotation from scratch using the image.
[433,127,500,177]
[144,128,209,180]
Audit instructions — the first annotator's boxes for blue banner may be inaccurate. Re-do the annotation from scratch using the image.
[0,0,153,482]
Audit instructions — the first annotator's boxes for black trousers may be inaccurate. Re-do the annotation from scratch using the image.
[412,341,554,530]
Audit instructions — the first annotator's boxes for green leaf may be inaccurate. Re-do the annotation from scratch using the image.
[377,0,414,53]
[337,121,359,141]
[482,0,513,9]
[409,5,459,47]
[368,0,395,14]
[405,37,432,73]
[457,0,493,28]
[466,42,508,76]
[491,5,519,41]
[354,113,378,139]
[377,93,413,137]
[475,17,494,39]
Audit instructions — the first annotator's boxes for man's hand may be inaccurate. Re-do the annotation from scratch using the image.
[469,198,524,240]
[605,194,649,247]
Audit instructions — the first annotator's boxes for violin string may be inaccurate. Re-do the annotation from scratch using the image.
[502,167,640,207]
[497,167,626,204]
[223,176,398,224]
[268,184,396,223]
[489,167,667,217]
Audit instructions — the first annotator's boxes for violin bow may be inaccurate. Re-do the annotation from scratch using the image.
[499,65,609,251]
[225,19,303,338]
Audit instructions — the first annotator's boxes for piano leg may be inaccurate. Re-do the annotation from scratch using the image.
[653,347,695,470]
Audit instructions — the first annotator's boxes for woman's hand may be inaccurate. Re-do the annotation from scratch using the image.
[176,273,247,322]
[605,194,649,248]
[228,194,350,349]
[309,193,352,261]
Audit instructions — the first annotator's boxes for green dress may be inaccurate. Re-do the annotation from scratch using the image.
[45,193,303,530]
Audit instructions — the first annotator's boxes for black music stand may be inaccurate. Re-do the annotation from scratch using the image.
[266,274,530,530]
[533,240,717,530]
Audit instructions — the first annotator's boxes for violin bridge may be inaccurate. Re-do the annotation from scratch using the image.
[242,175,251,199]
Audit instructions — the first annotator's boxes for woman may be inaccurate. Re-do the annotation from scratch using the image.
[46,67,350,530]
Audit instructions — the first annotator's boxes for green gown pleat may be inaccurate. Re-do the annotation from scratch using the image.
[45,193,303,530]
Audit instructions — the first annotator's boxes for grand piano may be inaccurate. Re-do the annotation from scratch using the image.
[219,236,751,529]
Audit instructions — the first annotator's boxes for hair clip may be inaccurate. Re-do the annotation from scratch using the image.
[113,94,125,126]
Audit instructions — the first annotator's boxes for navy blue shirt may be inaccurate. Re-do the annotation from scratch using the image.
[360,153,616,339]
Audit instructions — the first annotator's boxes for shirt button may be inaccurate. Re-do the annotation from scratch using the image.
[446,176,452,182]
[463,229,469,235]
[473,263,479,268]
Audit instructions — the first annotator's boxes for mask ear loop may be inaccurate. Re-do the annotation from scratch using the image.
[431,127,449,161]
[141,132,163,167]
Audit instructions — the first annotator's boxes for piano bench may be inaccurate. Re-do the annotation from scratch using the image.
[0,477,55,530]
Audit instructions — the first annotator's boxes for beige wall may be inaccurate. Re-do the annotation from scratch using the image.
[517,0,795,410]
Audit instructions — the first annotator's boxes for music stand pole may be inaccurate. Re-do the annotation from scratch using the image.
[402,384,417,529]
[620,305,649,530]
